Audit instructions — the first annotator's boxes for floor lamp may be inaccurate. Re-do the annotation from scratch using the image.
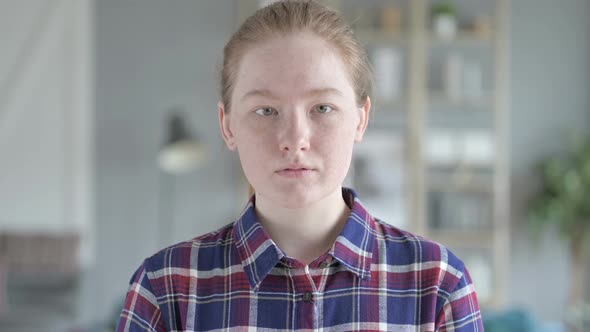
[157,110,205,247]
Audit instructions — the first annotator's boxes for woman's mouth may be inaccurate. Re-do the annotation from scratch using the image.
[276,167,315,178]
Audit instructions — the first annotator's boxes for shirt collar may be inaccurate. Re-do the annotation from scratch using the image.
[232,187,376,291]
[330,187,376,280]
[232,200,284,292]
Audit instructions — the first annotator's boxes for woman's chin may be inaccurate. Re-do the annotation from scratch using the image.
[256,184,341,210]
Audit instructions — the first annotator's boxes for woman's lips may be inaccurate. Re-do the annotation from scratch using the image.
[276,168,315,178]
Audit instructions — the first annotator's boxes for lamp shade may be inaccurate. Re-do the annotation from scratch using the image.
[158,112,204,174]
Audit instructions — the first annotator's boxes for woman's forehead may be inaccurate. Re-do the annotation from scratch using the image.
[232,33,356,102]
[239,87,346,103]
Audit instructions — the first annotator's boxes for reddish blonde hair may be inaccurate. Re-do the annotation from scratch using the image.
[220,0,373,113]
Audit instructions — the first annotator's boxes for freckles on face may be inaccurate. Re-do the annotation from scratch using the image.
[224,32,365,207]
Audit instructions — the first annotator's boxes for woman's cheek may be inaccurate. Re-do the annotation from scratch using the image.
[242,122,274,146]
[246,115,275,132]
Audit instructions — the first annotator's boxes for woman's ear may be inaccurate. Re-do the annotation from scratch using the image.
[218,101,237,151]
[354,96,371,143]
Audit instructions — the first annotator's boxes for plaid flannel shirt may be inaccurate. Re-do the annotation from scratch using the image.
[118,188,483,331]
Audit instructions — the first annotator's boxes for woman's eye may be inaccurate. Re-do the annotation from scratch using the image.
[255,107,277,116]
[315,105,333,114]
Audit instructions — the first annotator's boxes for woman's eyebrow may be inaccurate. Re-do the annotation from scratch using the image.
[306,87,344,98]
[240,89,278,101]
[241,87,344,101]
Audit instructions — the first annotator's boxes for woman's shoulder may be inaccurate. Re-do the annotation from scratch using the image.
[141,221,238,273]
[372,218,466,274]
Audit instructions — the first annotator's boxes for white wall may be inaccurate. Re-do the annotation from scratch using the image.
[0,0,94,265]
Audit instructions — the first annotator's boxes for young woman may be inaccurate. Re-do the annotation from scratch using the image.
[117,1,483,331]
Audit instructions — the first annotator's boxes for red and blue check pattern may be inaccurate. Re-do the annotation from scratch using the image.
[118,188,483,331]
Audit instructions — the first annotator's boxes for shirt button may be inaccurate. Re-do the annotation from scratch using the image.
[303,292,313,302]
[320,262,329,269]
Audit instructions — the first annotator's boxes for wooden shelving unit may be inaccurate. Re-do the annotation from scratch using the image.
[235,0,510,310]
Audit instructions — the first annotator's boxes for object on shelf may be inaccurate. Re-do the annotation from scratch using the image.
[443,52,463,100]
[426,129,495,167]
[443,53,484,102]
[462,59,484,101]
[349,131,407,228]
[472,15,493,40]
[372,47,403,102]
[428,190,492,230]
[380,4,402,34]
[431,2,458,40]
[461,130,495,166]
[427,130,458,166]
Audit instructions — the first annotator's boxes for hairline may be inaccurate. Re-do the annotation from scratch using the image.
[228,30,359,108]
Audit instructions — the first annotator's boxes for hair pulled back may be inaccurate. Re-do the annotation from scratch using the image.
[220,0,373,113]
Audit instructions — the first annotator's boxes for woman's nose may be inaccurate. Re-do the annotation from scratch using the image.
[278,113,310,152]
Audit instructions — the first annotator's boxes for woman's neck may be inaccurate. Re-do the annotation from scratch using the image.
[254,187,350,265]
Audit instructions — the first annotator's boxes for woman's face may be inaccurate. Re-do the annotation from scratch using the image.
[219,32,370,209]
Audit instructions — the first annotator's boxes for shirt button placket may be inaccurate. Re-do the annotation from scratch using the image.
[298,265,317,330]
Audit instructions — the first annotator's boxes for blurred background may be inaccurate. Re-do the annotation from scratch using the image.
[0,0,589,331]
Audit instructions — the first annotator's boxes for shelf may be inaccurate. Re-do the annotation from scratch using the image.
[428,31,493,48]
[428,91,493,110]
[354,29,408,45]
[427,173,494,193]
[427,187,493,231]
[427,162,495,173]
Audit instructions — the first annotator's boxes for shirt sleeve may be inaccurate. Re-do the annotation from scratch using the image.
[117,260,166,332]
[435,266,484,331]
